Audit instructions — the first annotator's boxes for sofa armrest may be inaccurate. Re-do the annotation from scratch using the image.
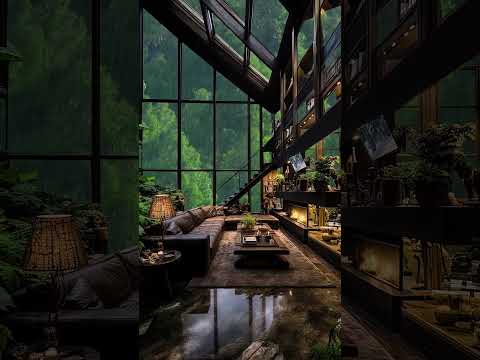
[143,234,210,277]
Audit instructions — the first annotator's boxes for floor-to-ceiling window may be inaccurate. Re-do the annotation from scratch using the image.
[5,0,140,251]
[142,10,270,210]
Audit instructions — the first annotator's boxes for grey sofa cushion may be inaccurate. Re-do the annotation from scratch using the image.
[172,212,197,233]
[80,255,132,308]
[188,208,207,225]
[165,219,183,235]
[64,277,102,310]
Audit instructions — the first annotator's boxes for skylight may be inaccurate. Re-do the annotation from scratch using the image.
[251,0,288,56]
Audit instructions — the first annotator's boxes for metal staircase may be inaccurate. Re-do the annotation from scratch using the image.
[221,162,275,207]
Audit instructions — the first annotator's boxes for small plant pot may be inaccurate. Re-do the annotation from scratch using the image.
[313,180,329,193]
[415,177,450,207]
[299,179,308,192]
[381,178,402,206]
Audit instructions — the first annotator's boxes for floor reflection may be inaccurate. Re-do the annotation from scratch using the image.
[140,288,340,360]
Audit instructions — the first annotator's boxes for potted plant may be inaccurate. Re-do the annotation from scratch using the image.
[241,213,256,231]
[274,173,285,193]
[305,170,329,192]
[409,123,475,206]
[313,156,339,191]
[297,173,309,191]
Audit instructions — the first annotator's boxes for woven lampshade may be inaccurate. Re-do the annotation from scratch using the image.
[148,194,176,221]
[24,215,87,272]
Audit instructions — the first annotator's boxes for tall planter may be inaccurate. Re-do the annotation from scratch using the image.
[415,176,450,207]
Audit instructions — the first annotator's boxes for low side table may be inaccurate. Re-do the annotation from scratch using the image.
[141,250,182,299]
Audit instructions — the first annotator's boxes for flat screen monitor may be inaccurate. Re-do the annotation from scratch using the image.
[289,153,307,173]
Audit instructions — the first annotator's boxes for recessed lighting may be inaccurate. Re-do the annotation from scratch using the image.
[409,24,416,30]
[391,42,397,48]
[403,31,409,37]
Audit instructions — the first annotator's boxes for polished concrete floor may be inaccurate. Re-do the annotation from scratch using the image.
[139,230,425,360]
[140,287,340,359]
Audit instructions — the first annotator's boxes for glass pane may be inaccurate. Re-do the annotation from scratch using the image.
[439,69,476,107]
[8,0,91,153]
[298,17,315,63]
[323,90,338,113]
[322,131,340,157]
[11,160,91,201]
[142,171,177,190]
[181,0,202,16]
[395,108,420,129]
[251,105,261,171]
[182,171,213,208]
[252,0,288,56]
[305,143,317,161]
[182,45,213,100]
[216,171,248,204]
[216,104,248,169]
[216,72,248,101]
[143,11,177,99]
[0,97,5,151]
[102,1,139,155]
[250,183,262,213]
[263,108,273,142]
[181,103,213,169]
[439,0,468,19]
[250,52,272,79]
[101,159,138,251]
[321,6,341,42]
[142,103,178,170]
[213,15,244,58]
[225,0,246,21]
[375,0,398,46]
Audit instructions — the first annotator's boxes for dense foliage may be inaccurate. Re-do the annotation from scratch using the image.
[142,2,341,209]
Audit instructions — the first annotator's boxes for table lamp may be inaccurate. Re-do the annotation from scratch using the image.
[148,194,176,221]
[24,214,87,352]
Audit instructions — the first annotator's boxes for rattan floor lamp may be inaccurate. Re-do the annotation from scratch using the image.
[24,214,87,352]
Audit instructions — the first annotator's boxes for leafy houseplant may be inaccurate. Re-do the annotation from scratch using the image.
[297,173,309,192]
[313,156,339,191]
[305,170,329,192]
[241,213,256,231]
[409,123,475,206]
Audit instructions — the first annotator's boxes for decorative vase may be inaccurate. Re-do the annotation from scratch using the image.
[415,176,450,207]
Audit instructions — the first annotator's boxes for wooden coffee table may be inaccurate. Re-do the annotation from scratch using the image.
[233,226,290,269]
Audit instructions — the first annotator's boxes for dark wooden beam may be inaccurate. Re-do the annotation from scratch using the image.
[144,0,274,111]
[343,0,480,135]
[285,101,341,159]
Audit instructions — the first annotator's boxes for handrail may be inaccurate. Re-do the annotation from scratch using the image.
[216,148,262,194]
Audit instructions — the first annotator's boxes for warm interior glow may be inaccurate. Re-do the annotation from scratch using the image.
[289,206,307,226]
[357,239,400,288]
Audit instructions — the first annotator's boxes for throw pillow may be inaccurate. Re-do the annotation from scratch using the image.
[165,219,183,235]
[172,212,196,233]
[81,256,132,308]
[63,277,101,310]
